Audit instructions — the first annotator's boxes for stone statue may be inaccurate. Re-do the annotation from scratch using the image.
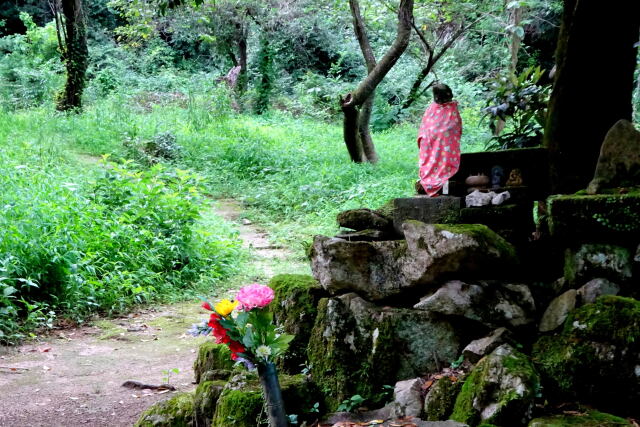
[506,168,523,187]
[491,166,504,189]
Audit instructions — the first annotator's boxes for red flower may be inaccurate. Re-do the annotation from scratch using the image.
[202,301,213,311]
[231,353,239,360]
[228,340,246,354]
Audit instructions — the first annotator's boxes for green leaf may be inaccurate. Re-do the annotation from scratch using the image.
[3,286,17,297]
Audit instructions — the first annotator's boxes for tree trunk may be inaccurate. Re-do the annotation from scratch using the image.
[55,0,88,112]
[237,30,248,95]
[359,94,378,163]
[543,0,640,194]
[341,0,414,162]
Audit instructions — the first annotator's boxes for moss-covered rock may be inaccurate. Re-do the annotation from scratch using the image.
[211,386,263,427]
[268,274,326,373]
[564,244,633,286]
[193,343,235,384]
[211,373,317,427]
[135,392,195,427]
[450,344,540,426]
[308,293,460,410]
[423,375,464,421]
[193,380,226,427]
[532,296,640,416]
[311,221,519,302]
[547,193,640,244]
[528,410,632,426]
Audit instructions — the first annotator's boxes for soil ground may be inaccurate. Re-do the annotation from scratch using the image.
[0,199,307,427]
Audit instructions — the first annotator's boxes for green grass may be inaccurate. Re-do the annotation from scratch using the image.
[3,90,486,253]
[0,84,489,341]
[0,105,243,343]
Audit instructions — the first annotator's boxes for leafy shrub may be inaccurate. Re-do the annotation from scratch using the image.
[0,13,62,110]
[0,138,240,343]
[482,66,550,150]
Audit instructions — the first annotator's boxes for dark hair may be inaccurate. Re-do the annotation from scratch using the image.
[433,83,453,104]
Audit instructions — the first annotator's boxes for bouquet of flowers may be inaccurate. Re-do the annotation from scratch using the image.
[189,283,293,427]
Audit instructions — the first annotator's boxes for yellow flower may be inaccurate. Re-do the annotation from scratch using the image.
[214,299,238,317]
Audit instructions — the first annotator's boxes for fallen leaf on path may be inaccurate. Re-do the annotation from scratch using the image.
[42,366,51,371]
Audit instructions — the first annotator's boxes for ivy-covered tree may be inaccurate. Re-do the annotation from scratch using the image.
[53,0,88,111]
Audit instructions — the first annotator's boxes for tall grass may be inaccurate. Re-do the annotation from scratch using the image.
[0,107,242,343]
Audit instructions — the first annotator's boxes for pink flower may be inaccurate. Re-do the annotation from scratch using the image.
[236,284,275,310]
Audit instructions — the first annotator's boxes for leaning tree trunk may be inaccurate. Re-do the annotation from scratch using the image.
[543,0,640,194]
[341,0,414,163]
[55,0,88,112]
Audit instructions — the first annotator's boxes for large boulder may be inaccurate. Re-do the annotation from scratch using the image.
[308,293,461,409]
[337,208,392,231]
[564,244,633,286]
[450,344,540,426]
[268,274,326,373]
[310,236,406,300]
[414,280,536,328]
[311,222,518,301]
[587,119,640,194]
[532,296,640,416]
[402,222,519,286]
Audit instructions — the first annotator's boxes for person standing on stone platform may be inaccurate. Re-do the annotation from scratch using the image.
[416,83,463,196]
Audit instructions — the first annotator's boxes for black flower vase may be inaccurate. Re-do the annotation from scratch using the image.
[258,362,287,427]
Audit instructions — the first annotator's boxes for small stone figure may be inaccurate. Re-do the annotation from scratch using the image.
[506,168,524,186]
[491,166,504,189]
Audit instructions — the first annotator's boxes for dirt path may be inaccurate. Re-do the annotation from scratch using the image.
[0,199,306,427]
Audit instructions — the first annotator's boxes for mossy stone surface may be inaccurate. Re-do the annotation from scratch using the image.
[431,223,518,264]
[547,193,640,243]
[268,274,326,373]
[451,345,539,426]
[193,343,234,384]
[528,410,632,426]
[210,373,317,427]
[193,380,226,427]
[211,387,263,427]
[423,375,464,421]
[135,392,195,427]
[308,294,460,411]
[532,296,640,416]
[563,244,632,286]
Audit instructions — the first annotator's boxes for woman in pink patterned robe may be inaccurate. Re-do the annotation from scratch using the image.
[416,83,462,196]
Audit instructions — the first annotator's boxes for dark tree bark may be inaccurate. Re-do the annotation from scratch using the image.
[54,0,88,111]
[349,0,379,163]
[341,0,414,163]
[544,0,640,194]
